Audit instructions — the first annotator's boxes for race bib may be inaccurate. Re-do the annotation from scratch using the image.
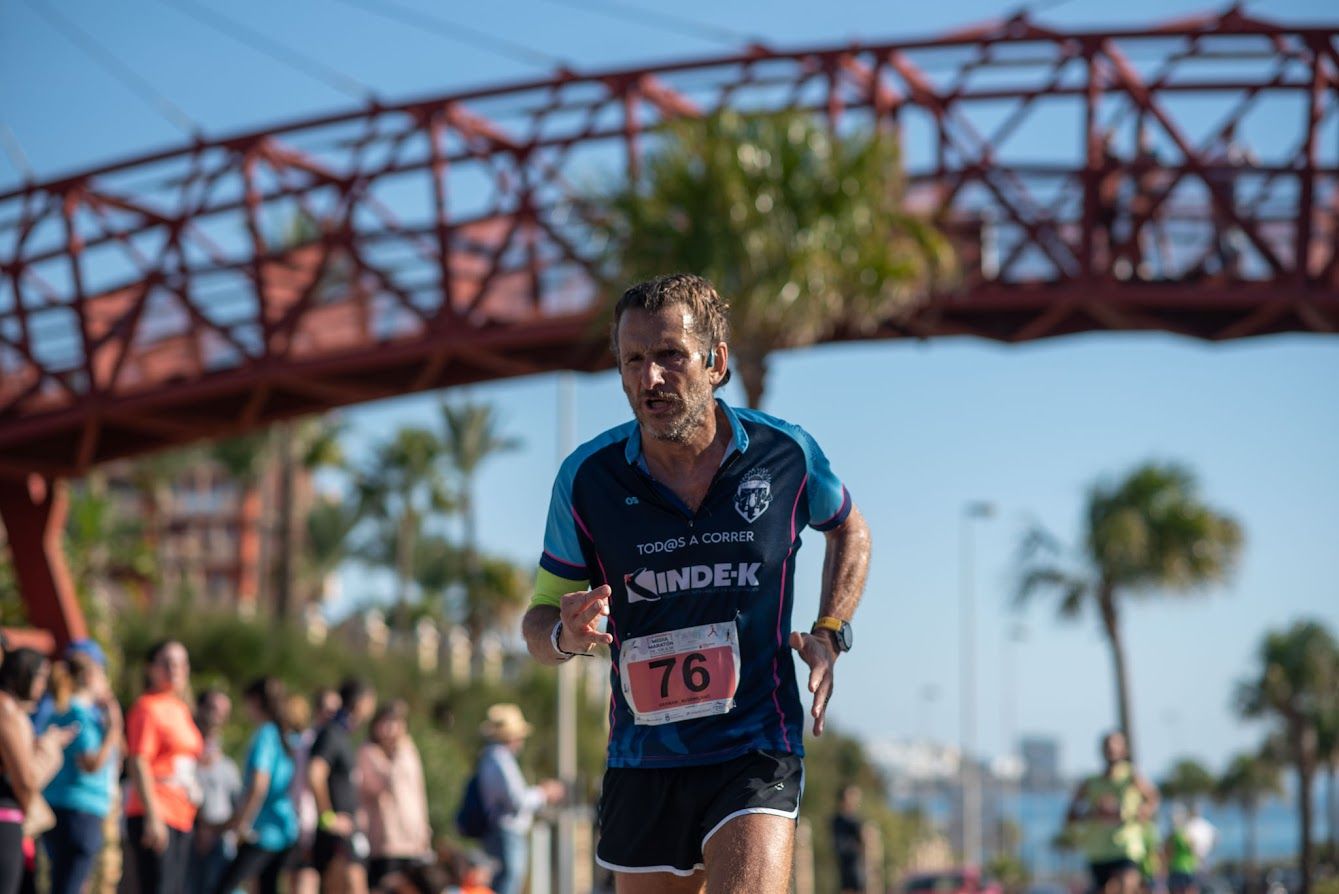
[619,621,740,726]
[164,755,204,806]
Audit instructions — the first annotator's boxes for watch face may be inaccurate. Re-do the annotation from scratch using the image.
[815,621,853,652]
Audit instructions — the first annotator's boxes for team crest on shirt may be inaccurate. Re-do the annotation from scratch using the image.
[734,468,773,523]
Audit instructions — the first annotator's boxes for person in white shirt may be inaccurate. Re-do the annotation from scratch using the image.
[474,704,563,894]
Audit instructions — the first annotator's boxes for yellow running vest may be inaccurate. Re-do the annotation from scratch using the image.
[1072,762,1148,863]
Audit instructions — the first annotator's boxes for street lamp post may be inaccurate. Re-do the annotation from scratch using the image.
[960,500,994,869]
[556,373,577,894]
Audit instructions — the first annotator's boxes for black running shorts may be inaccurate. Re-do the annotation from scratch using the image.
[595,749,803,876]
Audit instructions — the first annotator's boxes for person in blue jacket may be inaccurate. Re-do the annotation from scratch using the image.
[43,642,122,894]
[211,677,299,894]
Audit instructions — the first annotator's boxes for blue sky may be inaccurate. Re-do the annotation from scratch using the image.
[3,0,1336,779]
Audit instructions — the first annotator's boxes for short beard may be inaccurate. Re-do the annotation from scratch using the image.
[651,397,710,444]
[635,387,713,445]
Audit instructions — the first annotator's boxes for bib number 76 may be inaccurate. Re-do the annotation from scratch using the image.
[647,652,711,698]
[620,622,741,726]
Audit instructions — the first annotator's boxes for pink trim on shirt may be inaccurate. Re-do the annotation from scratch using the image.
[771,474,808,753]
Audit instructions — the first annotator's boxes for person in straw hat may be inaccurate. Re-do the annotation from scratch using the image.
[474,704,563,894]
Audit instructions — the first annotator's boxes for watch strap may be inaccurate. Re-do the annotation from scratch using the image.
[551,619,590,659]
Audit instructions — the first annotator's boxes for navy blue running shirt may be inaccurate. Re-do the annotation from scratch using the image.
[532,398,851,769]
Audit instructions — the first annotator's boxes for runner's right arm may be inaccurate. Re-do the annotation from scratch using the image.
[524,449,614,665]
[522,584,613,666]
[1066,780,1088,823]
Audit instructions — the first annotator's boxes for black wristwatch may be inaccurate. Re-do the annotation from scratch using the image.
[812,617,853,653]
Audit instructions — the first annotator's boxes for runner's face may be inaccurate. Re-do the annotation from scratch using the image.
[1103,732,1128,765]
[151,643,190,695]
[617,305,720,444]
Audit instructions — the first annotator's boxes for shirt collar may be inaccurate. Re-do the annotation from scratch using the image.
[624,397,750,467]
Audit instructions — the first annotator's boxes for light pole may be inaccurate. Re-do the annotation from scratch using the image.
[960,500,994,869]
[1001,623,1027,862]
[556,373,577,894]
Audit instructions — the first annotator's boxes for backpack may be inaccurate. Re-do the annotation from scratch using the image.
[455,769,489,839]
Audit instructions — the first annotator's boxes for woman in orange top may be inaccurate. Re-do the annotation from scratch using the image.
[125,640,204,894]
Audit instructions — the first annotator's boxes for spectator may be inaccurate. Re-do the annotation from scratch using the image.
[0,648,77,894]
[189,688,241,894]
[284,693,316,894]
[43,645,123,894]
[475,704,562,894]
[287,687,341,894]
[357,700,431,886]
[831,784,865,894]
[309,678,376,894]
[125,640,204,894]
[211,677,299,894]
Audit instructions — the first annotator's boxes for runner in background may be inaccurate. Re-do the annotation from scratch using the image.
[1066,731,1160,894]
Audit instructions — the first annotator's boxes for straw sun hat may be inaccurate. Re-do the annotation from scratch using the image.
[479,703,534,742]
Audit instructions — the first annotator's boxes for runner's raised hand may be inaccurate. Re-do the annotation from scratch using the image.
[559,585,614,654]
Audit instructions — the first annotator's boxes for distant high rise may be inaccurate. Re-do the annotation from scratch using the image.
[1020,735,1062,790]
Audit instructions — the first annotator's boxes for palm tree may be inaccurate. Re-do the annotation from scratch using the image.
[272,417,346,621]
[439,401,520,566]
[441,401,519,639]
[1214,749,1283,893]
[1017,462,1243,759]
[596,109,955,408]
[1161,757,1216,809]
[1236,620,1339,894]
[300,495,361,607]
[1316,703,1339,862]
[356,427,451,608]
[460,553,529,640]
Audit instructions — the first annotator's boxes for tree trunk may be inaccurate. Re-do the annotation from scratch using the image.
[463,484,480,633]
[1296,721,1317,894]
[735,350,768,410]
[274,422,295,622]
[1244,800,1257,894]
[1097,586,1136,761]
[395,509,416,607]
[1328,759,1337,864]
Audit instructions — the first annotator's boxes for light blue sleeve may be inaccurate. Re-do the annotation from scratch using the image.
[792,424,852,531]
[247,724,280,779]
[537,453,588,580]
[72,704,102,757]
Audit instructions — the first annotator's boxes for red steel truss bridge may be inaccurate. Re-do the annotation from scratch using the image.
[0,6,1336,641]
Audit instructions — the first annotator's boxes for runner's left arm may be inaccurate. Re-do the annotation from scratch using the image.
[1134,770,1161,820]
[789,505,872,736]
[817,504,872,627]
[786,422,871,737]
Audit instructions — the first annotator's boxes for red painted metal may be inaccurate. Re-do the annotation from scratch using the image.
[0,475,87,647]
[0,6,1336,480]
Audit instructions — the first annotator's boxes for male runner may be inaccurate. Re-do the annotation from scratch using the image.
[1066,731,1160,894]
[522,273,872,894]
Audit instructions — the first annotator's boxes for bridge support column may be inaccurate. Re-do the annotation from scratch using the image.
[0,475,87,648]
